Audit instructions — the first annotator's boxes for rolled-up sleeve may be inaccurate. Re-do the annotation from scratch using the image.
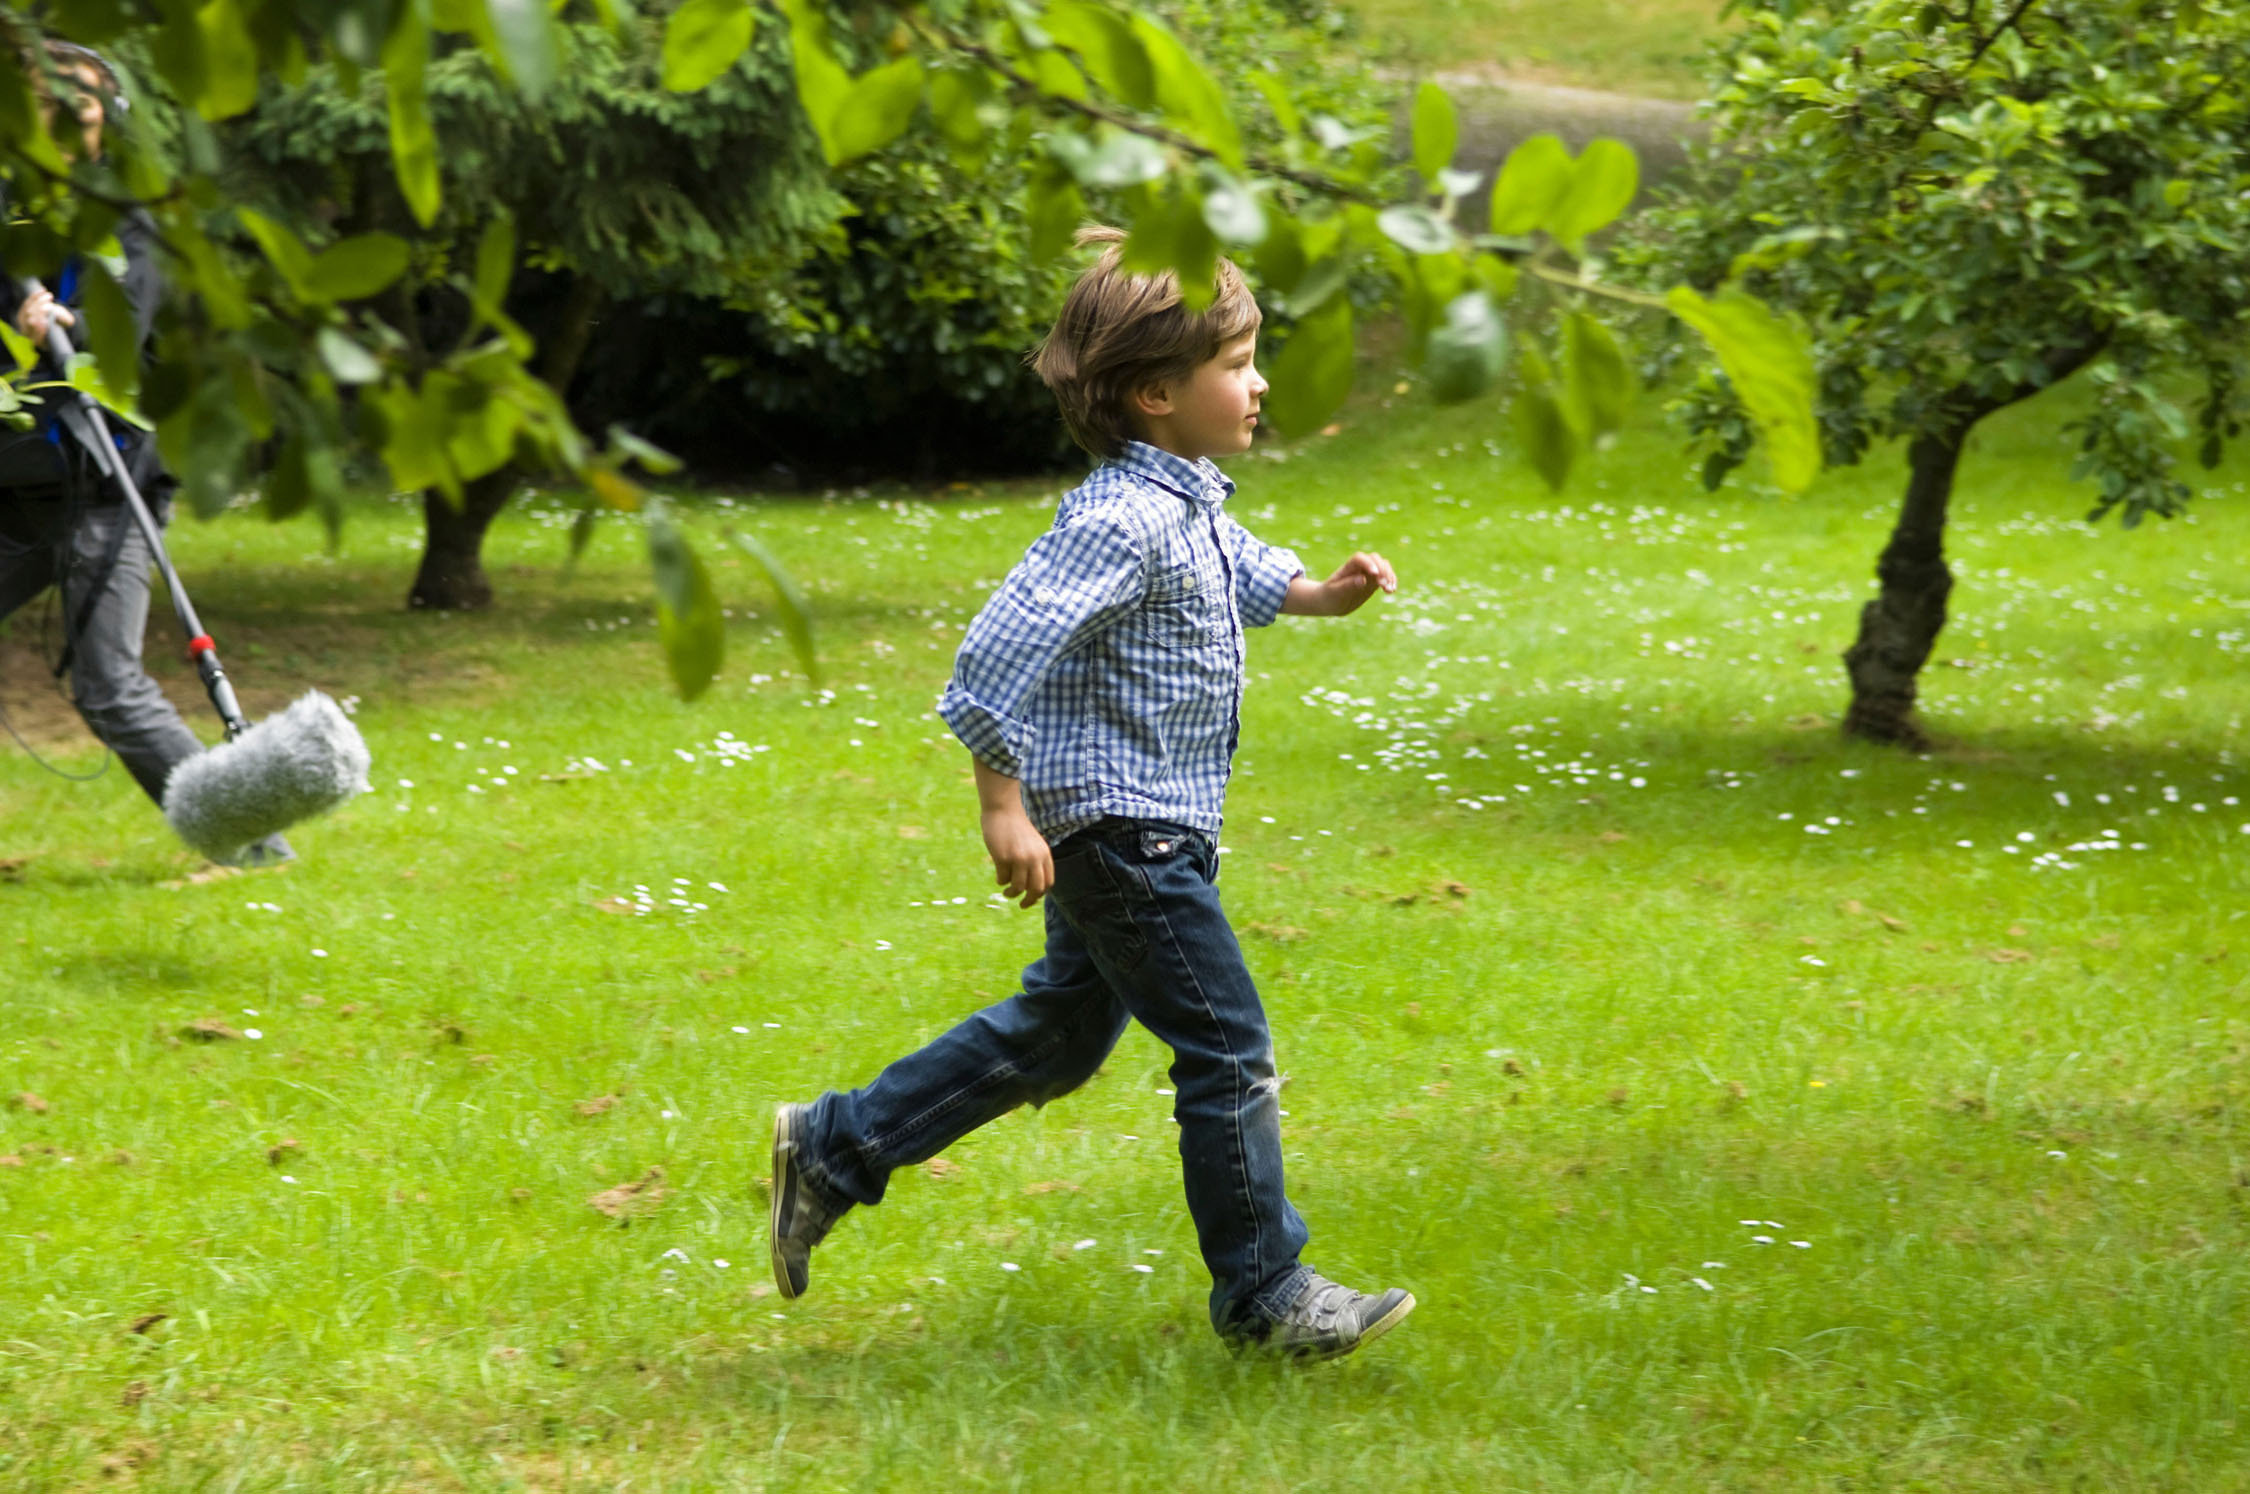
[936,512,1147,777]
[1217,513,1304,628]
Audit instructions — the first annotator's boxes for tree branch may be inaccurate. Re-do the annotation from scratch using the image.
[911,19,1389,209]
[1524,259,1671,310]
[0,143,188,262]
[1917,0,2043,129]
[1967,0,2041,73]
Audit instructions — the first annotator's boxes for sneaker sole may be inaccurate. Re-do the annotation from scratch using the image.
[768,1105,803,1301]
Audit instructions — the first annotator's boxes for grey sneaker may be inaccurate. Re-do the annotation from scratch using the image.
[1254,1273,1416,1361]
[768,1103,844,1300]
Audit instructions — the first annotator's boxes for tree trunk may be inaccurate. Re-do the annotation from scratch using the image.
[1841,426,1976,748]
[408,470,519,610]
[1840,340,2107,748]
[404,275,610,611]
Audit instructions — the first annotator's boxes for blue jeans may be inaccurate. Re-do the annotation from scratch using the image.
[798,818,1314,1335]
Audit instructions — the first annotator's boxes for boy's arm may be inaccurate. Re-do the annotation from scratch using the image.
[1282,551,1398,617]
[938,512,1146,904]
[976,759,1052,907]
[1213,511,1304,627]
[936,512,1147,776]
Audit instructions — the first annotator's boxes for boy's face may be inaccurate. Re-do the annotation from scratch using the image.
[1133,330,1267,462]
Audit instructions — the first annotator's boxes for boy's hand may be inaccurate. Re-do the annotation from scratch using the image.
[1283,552,1398,617]
[982,804,1054,907]
[973,759,1052,906]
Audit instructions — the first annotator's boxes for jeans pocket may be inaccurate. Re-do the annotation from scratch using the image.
[1055,842,1149,973]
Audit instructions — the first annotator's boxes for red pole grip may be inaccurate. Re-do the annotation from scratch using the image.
[186,634,217,657]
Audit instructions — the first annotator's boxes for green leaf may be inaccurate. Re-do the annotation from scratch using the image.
[1411,82,1457,183]
[1423,291,1506,405]
[148,2,210,117]
[265,433,311,520]
[1726,225,1845,280]
[1131,15,1243,171]
[156,369,253,518]
[305,232,411,303]
[63,353,141,429]
[565,503,600,575]
[647,510,726,702]
[1026,166,1086,264]
[382,7,442,228]
[0,320,35,374]
[194,0,260,120]
[1029,49,1089,102]
[1437,167,1484,201]
[662,0,755,92]
[1377,205,1454,256]
[473,214,516,315]
[588,466,644,512]
[1121,184,1219,310]
[781,0,850,161]
[487,0,561,97]
[1563,311,1631,436]
[1249,71,1300,137]
[227,348,274,441]
[928,67,991,148]
[1471,252,1519,302]
[1284,256,1349,317]
[78,261,141,410]
[1394,251,1467,357]
[1202,175,1267,247]
[0,64,54,182]
[1263,299,1354,439]
[1547,137,1639,251]
[1665,286,1820,492]
[729,528,820,685]
[169,216,251,330]
[1270,215,1349,315]
[435,374,520,481]
[266,425,341,526]
[377,375,462,501]
[431,0,489,35]
[1044,0,1154,109]
[236,207,315,300]
[610,423,684,475]
[1489,134,1572,236]
[826,56,924,166]
[1514,346,1577,491]
[1048,128,1167,189]
[318,327,383,385]
[1254,214,1306,296]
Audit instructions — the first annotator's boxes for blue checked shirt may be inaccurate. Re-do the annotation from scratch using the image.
[937,441,1305,843]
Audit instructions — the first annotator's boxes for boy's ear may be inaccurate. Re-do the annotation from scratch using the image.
[1130,380,1174,419]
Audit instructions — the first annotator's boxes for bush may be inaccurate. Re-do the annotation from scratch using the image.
[580,0,1396,481]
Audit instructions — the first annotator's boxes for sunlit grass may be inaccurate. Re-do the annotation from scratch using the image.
[1344,0,1726,98]
[2,373,2247,1490]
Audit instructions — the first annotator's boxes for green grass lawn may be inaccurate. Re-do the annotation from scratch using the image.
[1343,0,1726,98]
[3,374,2248,1490]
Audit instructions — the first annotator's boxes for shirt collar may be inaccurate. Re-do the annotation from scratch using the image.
[1109,440,1234,508]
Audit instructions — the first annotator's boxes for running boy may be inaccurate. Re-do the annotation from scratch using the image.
[769,227,1411,1359]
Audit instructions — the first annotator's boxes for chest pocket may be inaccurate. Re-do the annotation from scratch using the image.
[1143,556,1228,650]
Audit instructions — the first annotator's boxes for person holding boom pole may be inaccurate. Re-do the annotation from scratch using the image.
[1,37,367,864]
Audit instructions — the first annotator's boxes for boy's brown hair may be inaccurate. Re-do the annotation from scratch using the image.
[1031,225,1261,459]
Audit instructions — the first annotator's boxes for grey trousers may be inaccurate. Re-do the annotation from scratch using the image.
[0,488,206,805]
